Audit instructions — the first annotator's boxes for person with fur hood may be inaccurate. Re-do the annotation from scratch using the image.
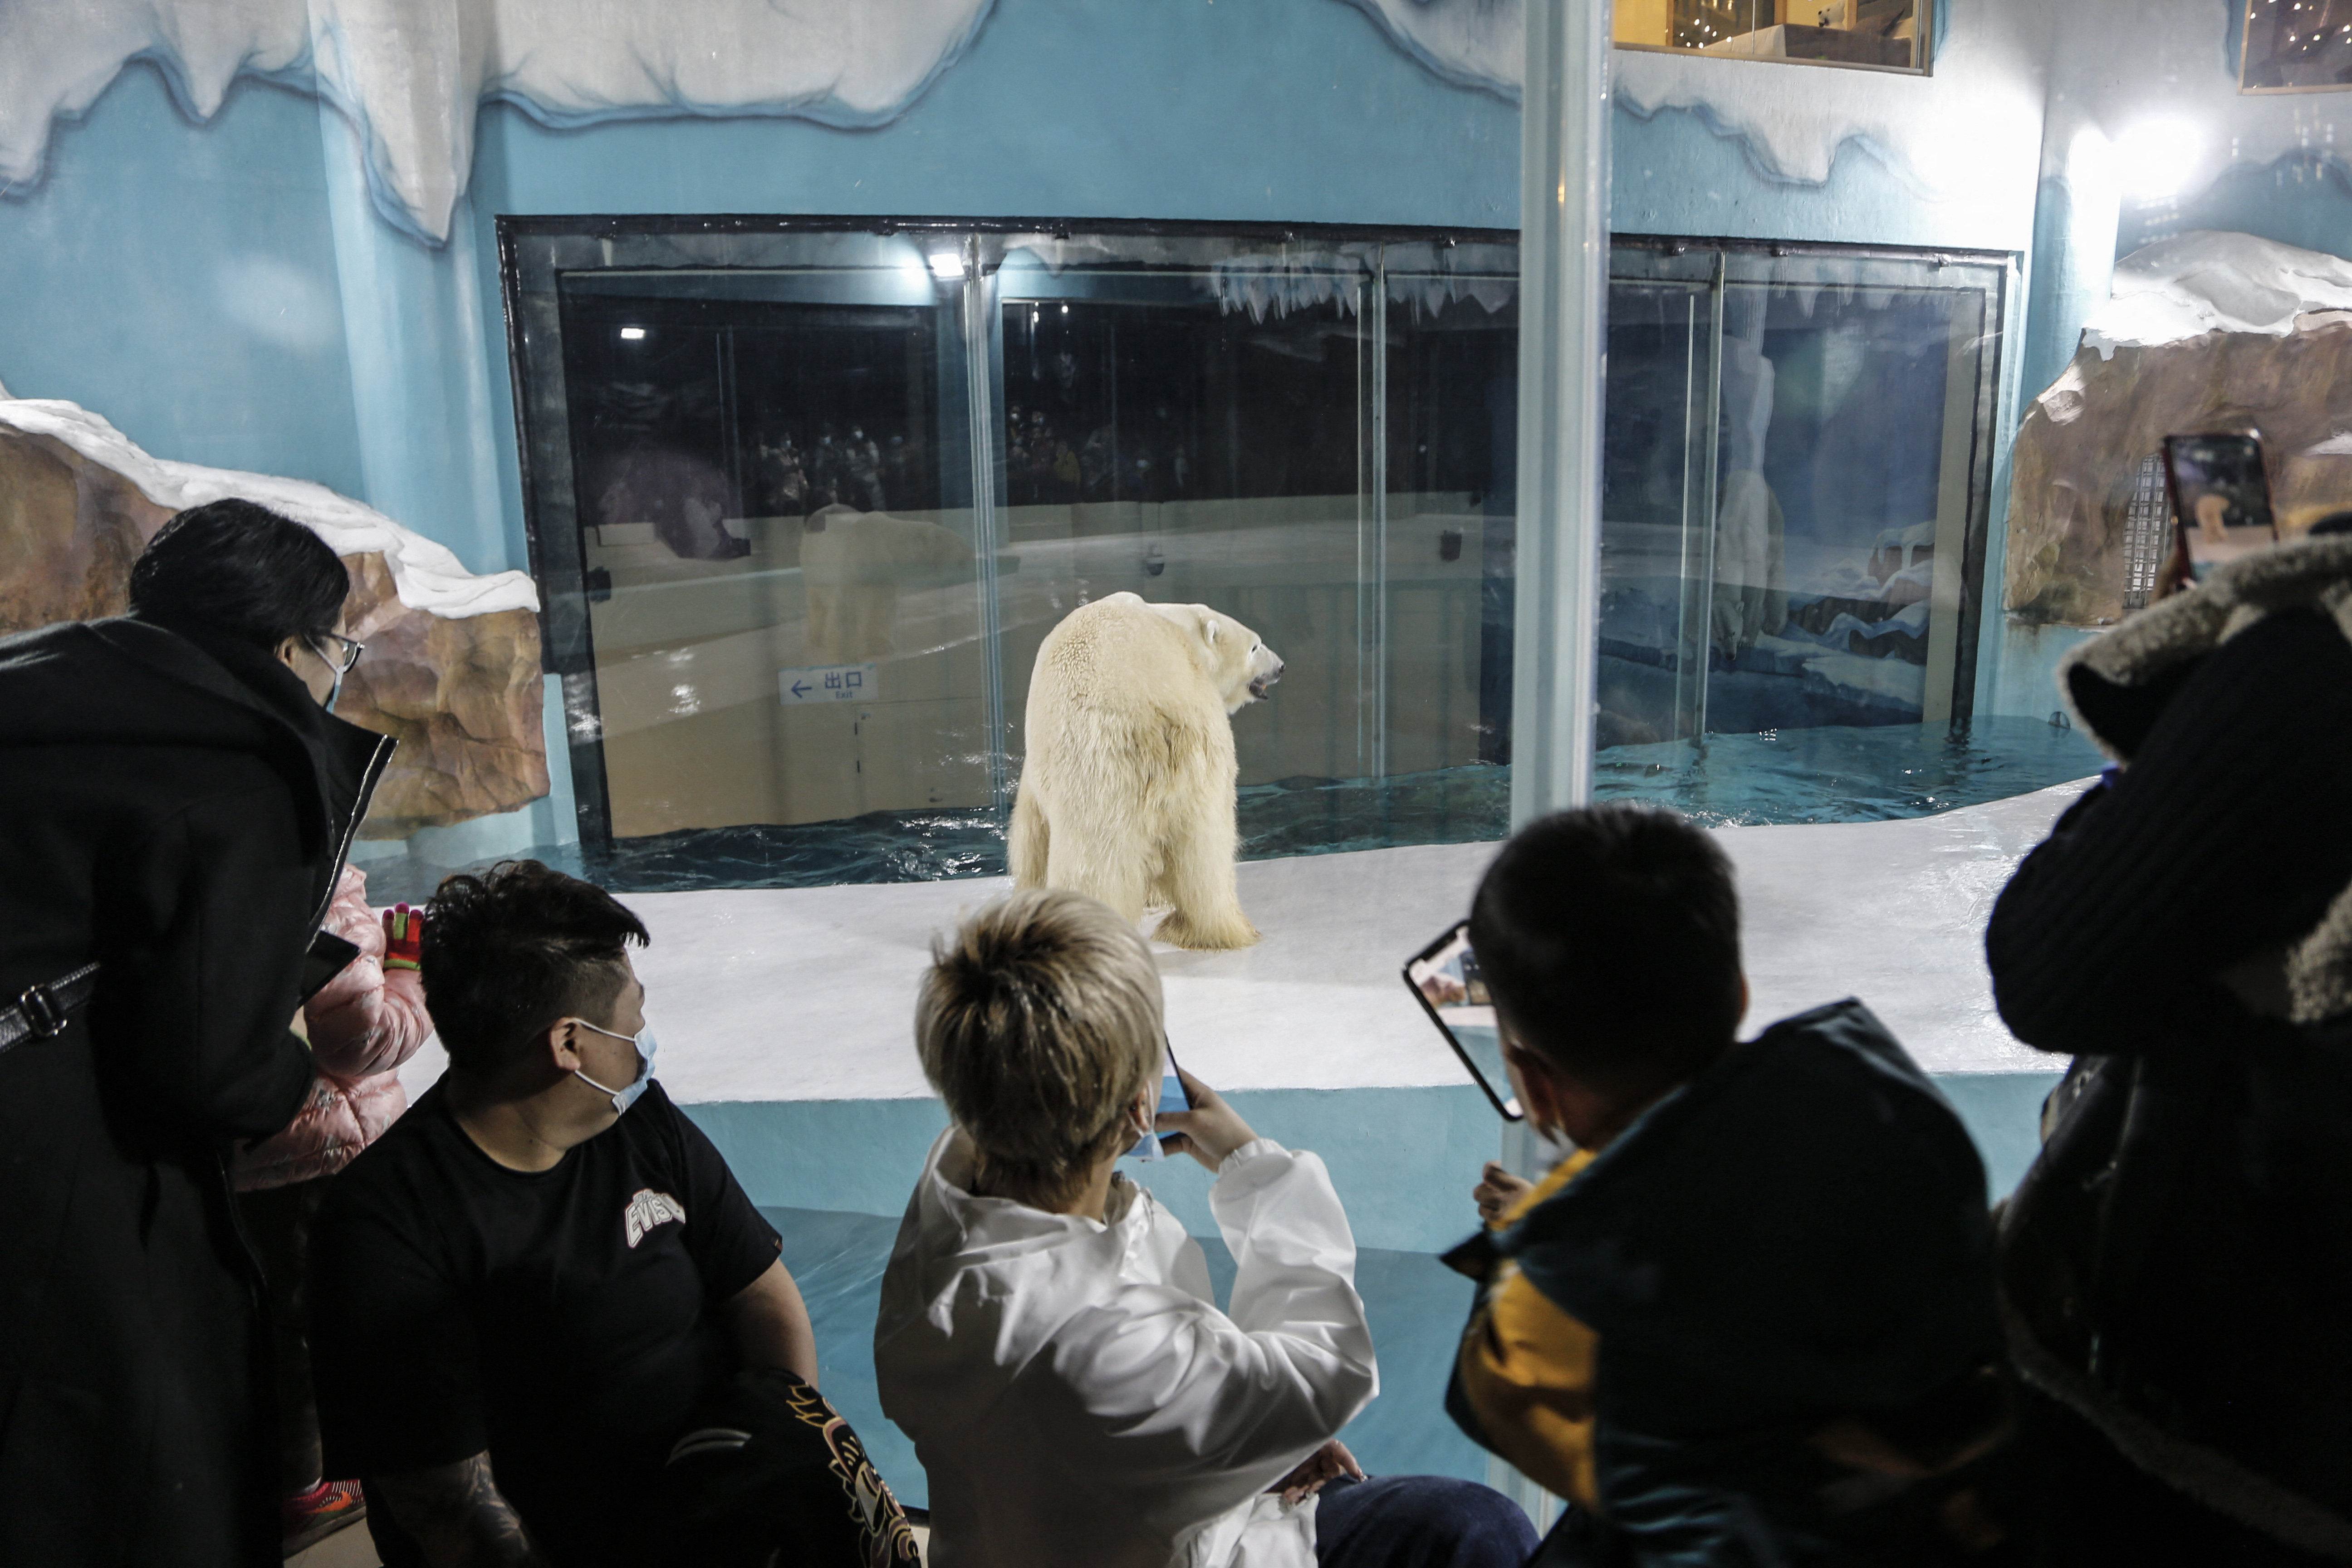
[1987,518,2352,1565]
[234,865,434,1554]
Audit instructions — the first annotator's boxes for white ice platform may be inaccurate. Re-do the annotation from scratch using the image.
[400,779,2093,1107]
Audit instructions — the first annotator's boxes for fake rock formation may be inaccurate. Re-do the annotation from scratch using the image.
[2006,321,2352,625]
[0,400,546,835]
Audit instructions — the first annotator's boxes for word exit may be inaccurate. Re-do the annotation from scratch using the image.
[779,662,880,705]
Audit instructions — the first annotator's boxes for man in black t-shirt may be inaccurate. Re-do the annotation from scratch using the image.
[309,862,916,1568]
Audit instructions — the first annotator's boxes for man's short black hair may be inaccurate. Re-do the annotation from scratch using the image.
[422,861,650,1076]
[1468,805,1744,1091]
[127,499,348,651]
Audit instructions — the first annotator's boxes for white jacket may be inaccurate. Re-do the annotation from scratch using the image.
[874,1129,1379,1568]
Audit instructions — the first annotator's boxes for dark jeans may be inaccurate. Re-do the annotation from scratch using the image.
[235,1178,328,1497]
[1316,1474,1540,1568]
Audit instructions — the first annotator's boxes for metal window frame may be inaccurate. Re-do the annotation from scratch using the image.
[499,216,2013,852]
[2238,0,2352,94]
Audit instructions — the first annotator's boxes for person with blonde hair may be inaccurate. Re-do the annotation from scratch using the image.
[876,887,1535,1568]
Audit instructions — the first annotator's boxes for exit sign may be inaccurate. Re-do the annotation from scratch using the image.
[779,662,880,705]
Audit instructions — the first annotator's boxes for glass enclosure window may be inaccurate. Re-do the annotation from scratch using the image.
[543,246,987,846]
[2241,0,2352,91]
[1599,245,2002,750]
[503,224,2017,886]
[990,255,1383,799]
[1614,0,1928,71]
[986,240,1521,835]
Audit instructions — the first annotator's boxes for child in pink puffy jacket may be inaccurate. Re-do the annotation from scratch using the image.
[231,864,434,1554]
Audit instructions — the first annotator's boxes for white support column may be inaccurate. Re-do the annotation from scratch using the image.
[1493,0,1614,1530]
[1509,0,1615,828]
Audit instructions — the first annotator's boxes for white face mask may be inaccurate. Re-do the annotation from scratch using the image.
[571,1019,658,1115]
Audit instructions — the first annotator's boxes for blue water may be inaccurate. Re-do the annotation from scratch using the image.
[366,716,2103,902]
[768,1205,1490,1514]
[1591,713,2105,828]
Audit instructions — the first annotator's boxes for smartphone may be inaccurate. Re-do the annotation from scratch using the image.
[1404,922,1522,1121]
[298,929,362,1004]
[1126,1036,1195,1160]
[2163,432,2277,582]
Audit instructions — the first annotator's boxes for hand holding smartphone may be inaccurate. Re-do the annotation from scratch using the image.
[1127,1037,1195,1161]
[2164,432,2277,583]
[1404,921,1523,1121]
[1152,1067,1261,1172]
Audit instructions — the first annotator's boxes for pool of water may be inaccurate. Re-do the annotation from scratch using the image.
[1591,713,2105,828]
[361,715,2103,902]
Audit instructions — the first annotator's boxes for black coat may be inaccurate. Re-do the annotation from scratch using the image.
[1988,580,2352,1560]
[0,617,391,1566]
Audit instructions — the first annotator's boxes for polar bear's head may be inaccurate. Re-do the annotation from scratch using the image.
[1148,601,1284,714]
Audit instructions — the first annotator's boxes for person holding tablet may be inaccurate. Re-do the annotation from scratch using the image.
[876,887,1535,1568]
[1444,806,2015,1566]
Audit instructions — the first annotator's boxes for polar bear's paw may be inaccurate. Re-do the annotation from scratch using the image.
[1152,905,1261,952]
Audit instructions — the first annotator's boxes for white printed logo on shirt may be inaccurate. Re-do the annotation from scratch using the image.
[623,1188,687,1248]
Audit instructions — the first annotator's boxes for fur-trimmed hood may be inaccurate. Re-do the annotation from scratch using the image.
[2059,533,2352,1026]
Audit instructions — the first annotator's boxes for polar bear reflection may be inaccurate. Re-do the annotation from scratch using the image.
[1011,593,1283,950]
[800,504,973,662]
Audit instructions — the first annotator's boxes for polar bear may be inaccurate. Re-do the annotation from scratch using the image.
[1010,592,1283,950]
[801,504,973,662]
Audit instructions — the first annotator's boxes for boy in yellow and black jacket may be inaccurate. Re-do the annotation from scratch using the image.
[1440,808,2018,1567]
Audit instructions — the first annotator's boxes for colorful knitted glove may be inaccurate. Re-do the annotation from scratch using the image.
[382,904,424,971]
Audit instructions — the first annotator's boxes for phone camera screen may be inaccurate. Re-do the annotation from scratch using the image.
[1405,923,1521,1121]
[2166,434,2276,579]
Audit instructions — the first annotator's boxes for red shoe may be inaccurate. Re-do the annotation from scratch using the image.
[282,1478,367,1558]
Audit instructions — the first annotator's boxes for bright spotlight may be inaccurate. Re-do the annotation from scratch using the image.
[2114,118,2202,201]
[619,325,646,341]
[929,250,967,281]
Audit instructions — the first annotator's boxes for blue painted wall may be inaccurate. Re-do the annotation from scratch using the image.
[0,67,363,494]
[2123,150,2352,260]
[7,0,2347,616]
[1613,105,2020,252]
[0,0,1519,581]
[0,0,2066,583]
[469,0,1517,231]
[0,0,2337,837]
[0,0,2095,776]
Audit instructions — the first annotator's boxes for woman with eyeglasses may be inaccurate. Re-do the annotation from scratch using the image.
[0,497,396,1567]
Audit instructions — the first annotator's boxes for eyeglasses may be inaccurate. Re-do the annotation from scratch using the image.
[310,632,365,674]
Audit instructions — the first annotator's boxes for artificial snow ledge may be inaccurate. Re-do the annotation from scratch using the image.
[0,0,995,243]
[0,397,536,619]
[2083,231,2352,360]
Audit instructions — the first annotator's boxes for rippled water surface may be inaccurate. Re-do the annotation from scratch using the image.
[363,715,2102,902]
